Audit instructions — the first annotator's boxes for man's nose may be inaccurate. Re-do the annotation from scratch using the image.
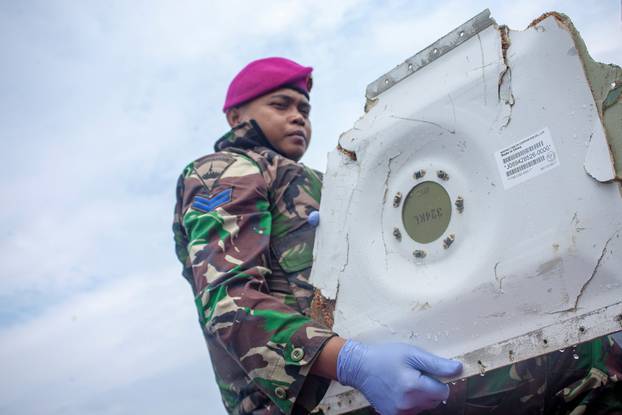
[290,111,306,126]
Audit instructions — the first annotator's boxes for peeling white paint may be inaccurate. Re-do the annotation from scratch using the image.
[584,120,616,181]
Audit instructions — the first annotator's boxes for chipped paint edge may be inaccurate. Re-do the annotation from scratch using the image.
[318,301,622,415]
[529,12,622,182]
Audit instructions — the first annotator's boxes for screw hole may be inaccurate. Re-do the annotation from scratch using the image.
[543,339,548,345]
[579,326,585,333]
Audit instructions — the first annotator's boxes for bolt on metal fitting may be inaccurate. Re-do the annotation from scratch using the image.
[413,169,426,180]
[393,228,402,241]
[437,170,449,181]
[413,250,427,258]
[443,234,455,249]
[455,196,464,213]
[393,192,402,207]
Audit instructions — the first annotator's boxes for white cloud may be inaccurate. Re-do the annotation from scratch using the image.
[0,269,221,414]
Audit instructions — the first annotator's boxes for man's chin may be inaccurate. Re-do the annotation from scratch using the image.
[286,149,306,161]
[280,144,306,161]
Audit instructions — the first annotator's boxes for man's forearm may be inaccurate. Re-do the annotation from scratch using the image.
[310,336,346,380]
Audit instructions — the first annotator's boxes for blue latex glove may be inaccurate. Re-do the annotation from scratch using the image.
[337,340,462,415]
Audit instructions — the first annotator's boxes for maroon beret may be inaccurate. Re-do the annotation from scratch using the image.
[223,57,313,112]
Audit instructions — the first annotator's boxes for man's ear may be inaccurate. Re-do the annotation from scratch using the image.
[226,108,241,128]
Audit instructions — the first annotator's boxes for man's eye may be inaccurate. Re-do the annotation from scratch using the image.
[271,102,287,109]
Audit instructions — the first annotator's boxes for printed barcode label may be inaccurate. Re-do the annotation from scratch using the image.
[506,156,545,177]
[495,127,560,189]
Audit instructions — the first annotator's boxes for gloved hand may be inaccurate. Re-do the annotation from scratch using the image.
[337,340,462,415]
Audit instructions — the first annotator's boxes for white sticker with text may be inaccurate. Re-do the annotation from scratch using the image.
[495,127,560,189]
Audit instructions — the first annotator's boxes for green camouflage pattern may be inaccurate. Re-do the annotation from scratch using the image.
[333,336,622,415]
[173,122,334,415]
[418,334,622,415]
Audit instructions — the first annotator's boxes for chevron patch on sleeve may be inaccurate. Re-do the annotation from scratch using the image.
[191,188,233,213]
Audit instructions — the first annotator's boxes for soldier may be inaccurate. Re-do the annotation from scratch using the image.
[172,57,462,415]
[173,57,622,415]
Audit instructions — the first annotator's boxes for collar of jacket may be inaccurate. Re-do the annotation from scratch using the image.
[213,120,282,156]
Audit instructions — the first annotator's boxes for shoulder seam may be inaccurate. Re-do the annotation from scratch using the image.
[221,150,263,174]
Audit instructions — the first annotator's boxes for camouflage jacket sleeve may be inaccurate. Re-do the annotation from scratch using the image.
[173,152,335,414]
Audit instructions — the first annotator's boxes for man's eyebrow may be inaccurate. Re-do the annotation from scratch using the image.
[269,94,294,101]
[269,94,310,106]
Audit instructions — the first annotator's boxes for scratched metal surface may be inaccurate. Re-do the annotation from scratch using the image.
[311,11,622,415]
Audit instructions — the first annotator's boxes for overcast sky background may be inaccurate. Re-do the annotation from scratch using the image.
[0,1,620,414]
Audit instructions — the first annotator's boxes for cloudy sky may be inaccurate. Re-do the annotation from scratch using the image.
[0,1,620,414]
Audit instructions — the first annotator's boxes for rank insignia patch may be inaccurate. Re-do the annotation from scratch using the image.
[192,188,233,213]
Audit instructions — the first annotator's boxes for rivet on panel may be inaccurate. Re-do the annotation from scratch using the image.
[413,169,426,180]
[393,192,402,207]
[455,196,464,213]
[393,228,402,241]
[443,234,455,249]
[413,250,427,258]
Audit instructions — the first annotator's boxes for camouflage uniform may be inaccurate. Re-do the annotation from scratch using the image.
[173,121,335,415]
[424,335,622,415]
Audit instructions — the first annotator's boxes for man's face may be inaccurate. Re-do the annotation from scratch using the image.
[227,88,312,161]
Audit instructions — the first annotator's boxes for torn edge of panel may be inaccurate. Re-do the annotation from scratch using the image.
[496,24,514,129]
[310,288,337,329]
[529,12,622,182]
